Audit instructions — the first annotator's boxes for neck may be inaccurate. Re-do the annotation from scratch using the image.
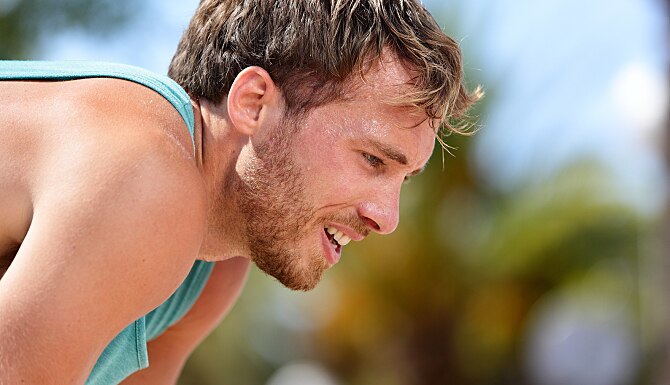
[191,97,251,262]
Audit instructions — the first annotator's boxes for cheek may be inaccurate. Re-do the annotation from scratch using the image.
[297,149,364,205]
[301,154,353,193]
[293,132,340,180]
[291,123,365,203]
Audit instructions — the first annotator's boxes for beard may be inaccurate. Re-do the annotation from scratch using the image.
[232,119,329,291]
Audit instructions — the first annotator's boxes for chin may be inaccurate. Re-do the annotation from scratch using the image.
[252,247,328,292]
[279,274,322,292]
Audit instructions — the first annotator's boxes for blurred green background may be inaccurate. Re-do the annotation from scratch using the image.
[2,0,668,384]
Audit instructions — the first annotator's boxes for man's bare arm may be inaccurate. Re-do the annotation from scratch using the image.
[120,257,251,385]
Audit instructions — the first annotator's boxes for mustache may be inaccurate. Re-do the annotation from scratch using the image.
[323,213,371,238]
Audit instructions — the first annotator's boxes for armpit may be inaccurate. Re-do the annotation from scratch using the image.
[0,243,19,280]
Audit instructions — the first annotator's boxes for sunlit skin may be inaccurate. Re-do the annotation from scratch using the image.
[0,52,436,384]
[194,52,436,290]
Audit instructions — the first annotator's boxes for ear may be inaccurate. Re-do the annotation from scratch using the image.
[227,66,281,137]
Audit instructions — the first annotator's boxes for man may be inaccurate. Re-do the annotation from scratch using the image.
[0,0,480,384]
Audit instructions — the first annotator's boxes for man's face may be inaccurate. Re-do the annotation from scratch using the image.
[234,58,436,291]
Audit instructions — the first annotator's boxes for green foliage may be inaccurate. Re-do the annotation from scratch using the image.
[3,1,656,383]
[304,145,646,385]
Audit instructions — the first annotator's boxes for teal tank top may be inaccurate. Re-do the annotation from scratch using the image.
[0,61,215,385]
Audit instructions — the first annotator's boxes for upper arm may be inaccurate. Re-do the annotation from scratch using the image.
[120,257,251,385]
[0,89,206,384]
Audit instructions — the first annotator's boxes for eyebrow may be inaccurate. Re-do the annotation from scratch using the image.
[368,139,408,165]
[366,139,426,176]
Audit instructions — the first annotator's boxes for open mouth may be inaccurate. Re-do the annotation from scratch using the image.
[324,226,351,255]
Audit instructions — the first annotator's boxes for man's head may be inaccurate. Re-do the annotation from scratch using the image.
[169,0,481,290]
[169,0,479,132]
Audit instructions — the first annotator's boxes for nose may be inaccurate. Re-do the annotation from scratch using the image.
[357,184,401,235]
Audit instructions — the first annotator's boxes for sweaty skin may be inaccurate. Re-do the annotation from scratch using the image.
[0,78,208,384]
[0,53,435,384]
[199,55,436,291]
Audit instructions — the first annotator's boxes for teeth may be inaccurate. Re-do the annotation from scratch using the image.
[325,226,351,246]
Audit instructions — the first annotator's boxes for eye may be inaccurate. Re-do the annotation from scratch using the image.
[363,152,384,168]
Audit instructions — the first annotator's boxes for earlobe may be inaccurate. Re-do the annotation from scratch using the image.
[227,67,279,137]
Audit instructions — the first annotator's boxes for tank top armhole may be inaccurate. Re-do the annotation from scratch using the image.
[84,318,149,385]
[135,318,149,369]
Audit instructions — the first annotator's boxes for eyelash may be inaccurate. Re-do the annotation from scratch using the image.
[363,152,384,168]
[361,152,412,183]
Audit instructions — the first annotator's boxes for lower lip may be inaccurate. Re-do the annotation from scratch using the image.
[321,231,341,265]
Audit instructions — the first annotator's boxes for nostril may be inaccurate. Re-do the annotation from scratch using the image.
[362,217,381,232]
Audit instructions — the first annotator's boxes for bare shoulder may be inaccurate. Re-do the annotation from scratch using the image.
[68,76,196,162]
[0,76,202,248]
[34,76,207,286]
[0,75,207,272]
[32,76,208,298]
[0,78,207,382]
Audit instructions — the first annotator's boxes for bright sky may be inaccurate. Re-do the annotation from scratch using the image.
[38,0,669,216]
[39,0,199,74]
[446,0,668,215]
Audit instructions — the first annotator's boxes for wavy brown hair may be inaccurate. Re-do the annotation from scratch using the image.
[169,0,481,134]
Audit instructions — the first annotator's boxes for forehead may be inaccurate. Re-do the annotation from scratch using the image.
[348,52,423,115]
[350,55,435,153]
[298,54,436,168]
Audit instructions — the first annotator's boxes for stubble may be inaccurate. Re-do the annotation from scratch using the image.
[234,120,329,291]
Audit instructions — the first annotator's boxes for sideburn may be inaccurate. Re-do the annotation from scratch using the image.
[235,118,328,291]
